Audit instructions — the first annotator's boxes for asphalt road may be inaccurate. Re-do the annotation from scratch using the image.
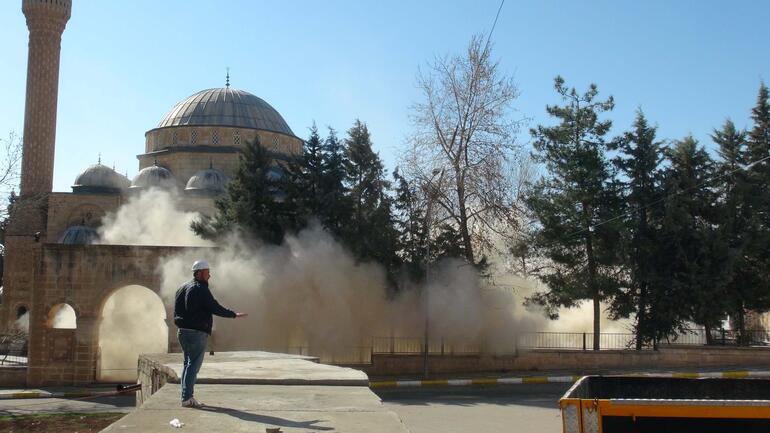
[375,383,571,433]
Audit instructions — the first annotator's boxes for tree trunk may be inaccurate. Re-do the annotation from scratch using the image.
[636,283,646,350]
[704,324,713,345]
[456,174,475,264]
[737,305,747,346]
[584,203,600,350]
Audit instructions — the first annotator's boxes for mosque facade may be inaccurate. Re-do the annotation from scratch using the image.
[0,0,302,385]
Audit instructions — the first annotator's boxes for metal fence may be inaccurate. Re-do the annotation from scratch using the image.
[366,329,770,356]
[0,334,28,366]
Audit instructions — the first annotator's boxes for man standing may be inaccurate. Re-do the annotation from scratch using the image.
[173,260,246,408]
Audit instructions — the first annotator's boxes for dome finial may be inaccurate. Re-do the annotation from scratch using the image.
[226,67,230,88]
[209,157,213,169]
[153,158,158,166]
[98,153,101,165]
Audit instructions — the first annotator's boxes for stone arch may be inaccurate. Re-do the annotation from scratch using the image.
[46,303,77,329]
[65,203,106,228]
[96,284,168,382]
[16,304,28,319]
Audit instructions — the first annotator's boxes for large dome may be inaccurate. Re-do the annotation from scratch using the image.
[185,167,229,195]
[72,163,130,194]
[156,87,294,136]
[130,163,177,190]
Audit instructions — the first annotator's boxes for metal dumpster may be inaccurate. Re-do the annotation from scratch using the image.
[560,376,770,433]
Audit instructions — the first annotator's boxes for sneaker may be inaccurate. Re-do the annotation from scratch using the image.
[182,397,204,408]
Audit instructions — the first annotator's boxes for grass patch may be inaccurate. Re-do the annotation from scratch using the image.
[0,412,124,433]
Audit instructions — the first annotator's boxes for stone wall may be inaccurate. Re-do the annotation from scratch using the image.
[136,354,179,406]
[45,193,123,241]
[139,127,303,186]
[362,346,770,377]
[0,367,27,387]
[25,244,204,386]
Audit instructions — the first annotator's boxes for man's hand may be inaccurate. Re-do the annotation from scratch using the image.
[235,312,248,318]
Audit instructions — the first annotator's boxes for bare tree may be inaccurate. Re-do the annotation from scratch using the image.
[402,35,525,264]
[0,132,23,256]
[0,132,22,217]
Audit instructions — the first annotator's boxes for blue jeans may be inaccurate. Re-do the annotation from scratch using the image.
[178,328,208,401]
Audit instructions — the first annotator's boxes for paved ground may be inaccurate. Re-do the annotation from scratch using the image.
[144,351,369,386]
[101,383,409,432]
[376,383,571,433]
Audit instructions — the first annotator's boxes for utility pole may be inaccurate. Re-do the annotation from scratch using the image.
[423,168,444,378]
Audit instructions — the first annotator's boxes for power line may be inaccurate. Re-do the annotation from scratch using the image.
[565,153,770,239]
[486,0,505,48]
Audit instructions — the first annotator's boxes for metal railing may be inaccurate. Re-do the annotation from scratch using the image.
[0,334,28,366]
[366,329,770,356]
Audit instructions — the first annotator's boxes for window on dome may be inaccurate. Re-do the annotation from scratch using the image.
[190,130,198,145]
[172,131,178,145]
[212,130,220,145]
[233,132,241,145]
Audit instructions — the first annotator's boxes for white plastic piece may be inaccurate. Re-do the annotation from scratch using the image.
[169,418,184,428]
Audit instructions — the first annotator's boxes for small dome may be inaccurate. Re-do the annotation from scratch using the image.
[58,225,99,245]
[72,164,130,194]
[185,168,229,194]
[156,87,295,136]
[131,164,177,190]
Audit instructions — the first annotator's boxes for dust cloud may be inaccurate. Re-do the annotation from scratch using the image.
[98,285,168,382]
[97,188,212,247]
[49,303,77,329]
[14,312,29,334]
[156,226,523,356]
[96,188,629,360]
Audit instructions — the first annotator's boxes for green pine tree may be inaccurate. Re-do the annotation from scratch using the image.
[654,136,722,345]
[525,77,623,350]
[728,83,770,343]
[710,119,750,343]
[192,137,298,244]
[318,127,352,237]
[343,120,399,272]
[608,109,665,349]
[392,168,427,281]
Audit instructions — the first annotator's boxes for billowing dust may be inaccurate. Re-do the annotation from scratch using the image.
[98,285,168,382]
[95,188,628,364]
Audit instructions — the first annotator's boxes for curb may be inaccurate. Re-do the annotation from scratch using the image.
[0,384,142,400]
[368,370,770,389]
[0,391,98,400]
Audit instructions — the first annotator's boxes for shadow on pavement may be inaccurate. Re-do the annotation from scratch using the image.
[200,405,334,431]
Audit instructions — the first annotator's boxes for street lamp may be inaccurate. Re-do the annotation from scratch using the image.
[423,168,444,378]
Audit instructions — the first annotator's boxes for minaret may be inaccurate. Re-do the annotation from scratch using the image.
[20,0,72,195]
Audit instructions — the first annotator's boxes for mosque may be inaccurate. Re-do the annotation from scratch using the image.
[0,0,303,385]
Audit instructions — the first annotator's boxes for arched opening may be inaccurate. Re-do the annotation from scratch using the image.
[97,285,168,382]
[47,303,77,329]
[15,305,29,334]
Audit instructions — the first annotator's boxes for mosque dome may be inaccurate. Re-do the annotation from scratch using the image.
[58,225,99,245]
[156,87,295,136]
[72,163,130,194]
[185,167,229,194]
[130,163,177,190]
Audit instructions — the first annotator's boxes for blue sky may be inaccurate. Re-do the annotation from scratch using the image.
[0,1,767,192]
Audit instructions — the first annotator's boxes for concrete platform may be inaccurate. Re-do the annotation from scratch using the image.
[104,351,407,432]
[102,384,409,432]
[141,351,368,386]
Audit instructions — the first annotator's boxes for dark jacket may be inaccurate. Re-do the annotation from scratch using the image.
[173,279,236,335]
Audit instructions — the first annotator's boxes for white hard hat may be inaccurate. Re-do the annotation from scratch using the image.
[191,260,210,271]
